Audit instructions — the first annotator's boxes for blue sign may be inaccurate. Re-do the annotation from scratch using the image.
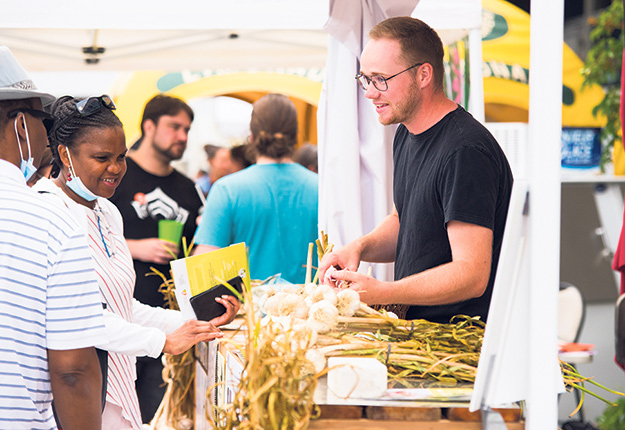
[561,127,602,168]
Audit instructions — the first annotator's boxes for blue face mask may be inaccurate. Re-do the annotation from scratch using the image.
[66,150,98,201]
[14,115,37,182]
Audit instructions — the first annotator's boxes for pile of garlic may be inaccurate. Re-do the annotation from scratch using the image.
[258,282,361,334]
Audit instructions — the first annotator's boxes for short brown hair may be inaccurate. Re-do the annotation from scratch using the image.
[370,17,445,90]
[249,94,298,160]
[134,94,194,148]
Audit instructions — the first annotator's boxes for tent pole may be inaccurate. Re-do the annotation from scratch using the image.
[468,27,485,122]
[526,0,564,428]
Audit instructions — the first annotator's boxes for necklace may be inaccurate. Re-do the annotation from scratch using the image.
[94,203,114,258]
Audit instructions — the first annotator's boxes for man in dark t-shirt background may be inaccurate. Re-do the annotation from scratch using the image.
[318,17,513,325]
[110,94,203,424]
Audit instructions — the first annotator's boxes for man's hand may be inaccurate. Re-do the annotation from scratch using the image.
[318,243,362,286]
[209,295,241,326]
[319,209,400,285]
[127,238,179,264]
[329,270,391,305]
[163,319,223,355]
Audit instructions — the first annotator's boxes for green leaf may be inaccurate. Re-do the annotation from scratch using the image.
[582,0,624,171]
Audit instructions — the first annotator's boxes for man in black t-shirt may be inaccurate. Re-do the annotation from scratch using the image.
[318,17,513,324]
[110,95,214,424]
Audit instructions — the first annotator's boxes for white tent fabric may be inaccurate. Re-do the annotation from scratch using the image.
[0,0,329,30]
[0,0,329,71]
[525,1,564,426]
[317,0,413,282]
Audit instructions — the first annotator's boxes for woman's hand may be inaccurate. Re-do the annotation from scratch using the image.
[210,295,241,327]
[162,319,223,355]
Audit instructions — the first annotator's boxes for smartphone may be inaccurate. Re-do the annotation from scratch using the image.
[189,275,244,322]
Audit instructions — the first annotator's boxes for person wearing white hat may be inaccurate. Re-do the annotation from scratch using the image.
[0,46,108,430]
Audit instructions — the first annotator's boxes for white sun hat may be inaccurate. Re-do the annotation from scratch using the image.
[0,46,55,106]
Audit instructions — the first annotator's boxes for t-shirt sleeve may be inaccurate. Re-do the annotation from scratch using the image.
[46,226,108,350]
[194,182,233,247]
[440,146,500,230]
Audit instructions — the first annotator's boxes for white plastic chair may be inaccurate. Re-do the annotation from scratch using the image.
[558,281,592,423]
[558,282,586,346]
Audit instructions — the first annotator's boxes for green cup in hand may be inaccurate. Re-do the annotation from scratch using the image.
[158,219,184,245]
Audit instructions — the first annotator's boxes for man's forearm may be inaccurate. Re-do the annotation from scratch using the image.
[376,221,493,306]
[383,259,488,306]
[359,210,400,263]
[48,348,102,430]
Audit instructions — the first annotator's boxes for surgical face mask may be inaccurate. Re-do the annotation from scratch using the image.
[66,149,98,201]
[13,115,36,181]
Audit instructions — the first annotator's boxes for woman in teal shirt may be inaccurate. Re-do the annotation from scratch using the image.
[193,94,318,283]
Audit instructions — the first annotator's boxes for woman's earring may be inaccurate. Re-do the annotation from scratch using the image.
[67,171,72,181]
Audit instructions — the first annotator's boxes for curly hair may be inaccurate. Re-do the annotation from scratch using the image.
[47,95,123,178]
[249,93,298,160]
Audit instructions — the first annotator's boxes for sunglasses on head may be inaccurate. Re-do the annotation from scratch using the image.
[74,95,116,116]
[7,108,55,135]
[49,94,116,139]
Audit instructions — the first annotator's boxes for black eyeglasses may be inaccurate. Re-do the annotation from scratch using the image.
[355,62,424,92]
[8,108,55,134]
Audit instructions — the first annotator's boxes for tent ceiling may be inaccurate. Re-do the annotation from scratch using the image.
[1,28,329,71]
[0,0,484,72]
[1,0,329,30]
[1,0,329,71]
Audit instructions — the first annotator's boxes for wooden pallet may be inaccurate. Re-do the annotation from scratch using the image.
[308,405,524,429]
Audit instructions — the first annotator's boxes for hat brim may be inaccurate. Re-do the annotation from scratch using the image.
[0,88,56,107]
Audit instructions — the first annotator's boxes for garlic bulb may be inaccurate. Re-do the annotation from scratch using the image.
[277,293,308,318]
[307,299,339,333]
[336,288,360,317]
[309,285,338,306]
[176,417,194,430]
[289,320,318,350]
[263,291,288,316]
[303,282,317,296]
[305,348,327,374]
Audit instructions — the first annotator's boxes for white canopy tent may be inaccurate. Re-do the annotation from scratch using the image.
[0,0,329,71]
[1,1,563,427]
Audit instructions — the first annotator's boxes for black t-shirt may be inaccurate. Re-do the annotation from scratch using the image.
[393,106,513,323]
[110,157,203,308]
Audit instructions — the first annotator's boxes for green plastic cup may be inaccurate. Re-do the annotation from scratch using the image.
[158,219,184,244]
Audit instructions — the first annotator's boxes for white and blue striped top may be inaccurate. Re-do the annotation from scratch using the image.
[0,160,107,429]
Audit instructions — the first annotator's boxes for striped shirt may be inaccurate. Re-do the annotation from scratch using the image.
[33,177,163,429]
[0,161,107,430]
[86,201,142,428]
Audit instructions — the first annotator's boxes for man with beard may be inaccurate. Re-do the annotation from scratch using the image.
[319,17,513,325]
[109,94,203,424]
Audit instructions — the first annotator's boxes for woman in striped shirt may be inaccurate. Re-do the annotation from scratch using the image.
[34,95,240,430]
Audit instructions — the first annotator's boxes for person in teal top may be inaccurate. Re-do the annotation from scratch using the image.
[193,93,318,283]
